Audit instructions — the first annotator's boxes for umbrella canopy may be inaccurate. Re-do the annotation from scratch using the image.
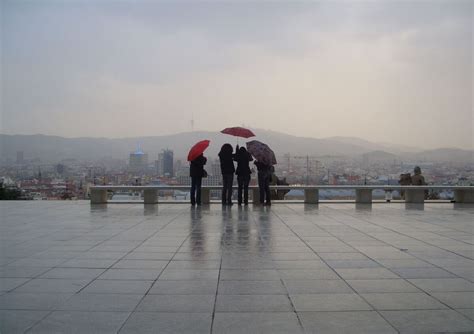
[221,127,255,138]
[246,140,277,165]
[187,140,210,161]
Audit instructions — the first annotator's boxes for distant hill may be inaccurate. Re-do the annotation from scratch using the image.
[0,130,471,164]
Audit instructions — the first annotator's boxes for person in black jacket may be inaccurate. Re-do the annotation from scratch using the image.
[218,143,235,205]
[190,154,207,206]
[254,160,272,206]
[234,145,253,205]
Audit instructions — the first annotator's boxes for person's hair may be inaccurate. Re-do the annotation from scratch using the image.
[219,143,233,155]
[238,146,247,155]
[414,166,421,174]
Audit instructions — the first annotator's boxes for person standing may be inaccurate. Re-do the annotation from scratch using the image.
[254,160,272,206]
[234,145,253,205]
[411,166,426,185]
[190,154,207,206]
[218,144,235,205]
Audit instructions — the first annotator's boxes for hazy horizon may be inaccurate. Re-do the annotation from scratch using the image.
[2,1,473,150]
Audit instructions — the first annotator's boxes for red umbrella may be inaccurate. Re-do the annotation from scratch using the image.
[221,127,255,138]
[187,140,210,161]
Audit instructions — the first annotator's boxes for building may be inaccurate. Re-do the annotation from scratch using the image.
[157,149,174,177]
[129,145,148,173]
[16,151,24,164]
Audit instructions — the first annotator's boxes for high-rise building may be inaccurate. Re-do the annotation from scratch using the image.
[129,145,148,173]
[16,151,24,164]
[157,149,174,177]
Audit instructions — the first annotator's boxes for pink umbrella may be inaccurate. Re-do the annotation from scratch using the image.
[221,127,255,139]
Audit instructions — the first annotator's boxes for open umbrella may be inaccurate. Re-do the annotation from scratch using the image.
[187,140,210,161]
[246,140,277,165]
[221,127,255,138]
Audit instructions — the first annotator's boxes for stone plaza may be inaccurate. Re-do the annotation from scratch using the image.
[0,201,473,333]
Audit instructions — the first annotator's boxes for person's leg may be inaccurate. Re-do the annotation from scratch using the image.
[237,176,243,204]
[264,176,271,205]
[196,177,202,205]
[190,177,196,205]
[227,174,233,204]
[243,176,250,204]
[258,173,265,204]
[221,176,227,204]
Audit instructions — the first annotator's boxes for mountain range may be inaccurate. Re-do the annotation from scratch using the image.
[0,130,472,164]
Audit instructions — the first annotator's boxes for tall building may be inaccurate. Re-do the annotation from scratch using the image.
[157,149,174,177]
[129,145,148,173]
[16,151,24,164]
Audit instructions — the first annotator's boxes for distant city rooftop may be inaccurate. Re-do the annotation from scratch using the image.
[1,201,473,333]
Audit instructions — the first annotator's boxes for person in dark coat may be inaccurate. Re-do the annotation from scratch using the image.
[254,160,272,206]
[234,145,253,205]
[189,154,207,206]
[218,143,235,205]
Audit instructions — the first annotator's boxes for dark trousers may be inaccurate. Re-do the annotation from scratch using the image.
[258,172,271,204]
[190,176,202,205]
[237,175,250,204]
[222,174,234,204]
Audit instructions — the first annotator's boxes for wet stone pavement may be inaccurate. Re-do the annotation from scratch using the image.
[0,201,473,333]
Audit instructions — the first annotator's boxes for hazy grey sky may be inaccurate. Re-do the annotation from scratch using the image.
[1,0,472,149]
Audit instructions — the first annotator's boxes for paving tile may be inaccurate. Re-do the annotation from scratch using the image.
[218,280,286,295]
[335,268,399,279]
[216,294,293,312]
[220,269,280,280]
[362,292,447,310]
[0,310,48,333]
[408,278,474,292]
[290,293,372,311]
[0,266,50,278]
[212,312,303,334]
[29,311,130,334]
[120,312,212,334]
[431,292,474,308]
[284,279,352,294]
[326,259,381,268]
[82,280,153,294]
[456,308,474,320]
[136,294,215,312]
[347,279,420,293]
[13,278,91,293]
[112,260,168,269]
[58,258,117,268]
[98,269,162,280]
[381,309,474,334]
[299,311,397,333]
[0,278,29,292]
[166,260,220,269]
[40,268,104,280]
[0,292,74,310]
[391,267,456,279]
[159,269,219,280]
[149,280,218,295]
[57,293,143,311]
[278,269,339,280]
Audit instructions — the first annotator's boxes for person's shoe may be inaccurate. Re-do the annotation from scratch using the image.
[265,202,271,206]
[227,202,233,206]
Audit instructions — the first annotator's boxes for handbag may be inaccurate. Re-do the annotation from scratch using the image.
[202,169,208,178]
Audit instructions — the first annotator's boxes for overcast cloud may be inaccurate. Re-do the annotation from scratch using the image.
[1,0,472,149]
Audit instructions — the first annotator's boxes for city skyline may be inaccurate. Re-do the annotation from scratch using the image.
[2,1,473,149]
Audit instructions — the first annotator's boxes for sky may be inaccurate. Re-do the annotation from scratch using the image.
[1,0,473,149]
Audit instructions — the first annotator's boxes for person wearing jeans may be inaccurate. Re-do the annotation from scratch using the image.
[190,154,207,206]
[234,145,253,205]
[218,143,235,205]
[255,160,271,206]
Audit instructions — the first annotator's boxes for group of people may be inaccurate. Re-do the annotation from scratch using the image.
[189,144,273,206]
